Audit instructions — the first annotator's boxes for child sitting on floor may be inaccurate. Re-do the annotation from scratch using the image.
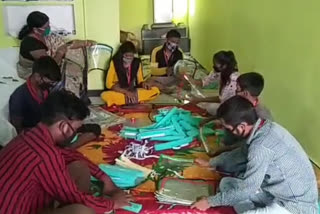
[148,30,184,93]
[200,72,273,175]
[187,51,239,115]
[236,72,272,121]
[101,42,160,106]
[193,96,318,214]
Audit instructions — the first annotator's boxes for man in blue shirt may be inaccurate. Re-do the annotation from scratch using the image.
[193,96,318,214]
[9,56,61,133]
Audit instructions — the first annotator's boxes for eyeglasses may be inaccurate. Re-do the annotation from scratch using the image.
[65,120,76,132]
[221,122,240,133]
[59,120,76,139]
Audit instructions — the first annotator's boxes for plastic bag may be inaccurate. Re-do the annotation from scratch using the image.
[87,44,113,72]
[173,59,210,100]
[156,177,216,205]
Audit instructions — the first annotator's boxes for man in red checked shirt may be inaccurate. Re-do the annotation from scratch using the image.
[0,90,131,214]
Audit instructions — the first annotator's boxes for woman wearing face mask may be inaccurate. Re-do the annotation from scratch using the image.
[188,51,239,109]
[17,11,95,80]
[101,42,160,106]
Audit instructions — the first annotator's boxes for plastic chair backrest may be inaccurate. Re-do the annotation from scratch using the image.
[87,43,113,72]
[86,43,113,90]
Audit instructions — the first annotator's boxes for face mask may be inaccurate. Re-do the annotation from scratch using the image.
[213,66,221,73]
[166,42,178,53]
[44,27,51,37]
[59,121,77,147]
[61,132,78,147]
[39,82,53,91]
[70,134,79,144]
[224,126,248,145]
[123,57,133,65]
[39,78,55,90]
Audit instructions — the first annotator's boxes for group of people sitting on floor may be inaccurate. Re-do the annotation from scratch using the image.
[0,10,318,214]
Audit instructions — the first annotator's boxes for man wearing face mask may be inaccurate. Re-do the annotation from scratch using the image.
[10,56,61,133]
[0,90,131,214]
[197,72,273,174]
[149,30,183,92]
[10,56,100,147]
[151,29,183,76]
[192,96,318,214]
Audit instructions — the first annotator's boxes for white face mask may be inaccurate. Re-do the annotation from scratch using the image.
[166,42,178,52]
[123,56,134,64]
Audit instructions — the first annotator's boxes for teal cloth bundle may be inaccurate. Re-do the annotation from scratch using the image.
[120,107,216,151]
[98,164,145,189]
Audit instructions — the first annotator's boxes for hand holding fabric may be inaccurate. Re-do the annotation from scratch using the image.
[56,44,68,56]
[191,197,211,211]
[111,192,132,209]
[194,158,210,168]
[125,90,138,104]
[166,67,174,76]
[142,82,152,90]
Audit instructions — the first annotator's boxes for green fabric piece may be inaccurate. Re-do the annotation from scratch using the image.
[148,154,194,188]
[187,129,200,139]
[70,134,79,144]
[203,82,219,89]
[155,107,178,128]
[123,126,138,131]
[122,202,143,213]
[179,120,195,131]
[202,127,215,135]
[139,125,174,133]
[90,179,104,197]
[137,127,176,140]
[159,154,194,165]
[99,164,145,189]
[154,115,164,122]
[155,137,193,151]
[120,107,218,152]
[150,136,183,141]
[183,116,203,126]
[171,116,186,137]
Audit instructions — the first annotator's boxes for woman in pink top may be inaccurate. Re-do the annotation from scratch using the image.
[189,50,239,104]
